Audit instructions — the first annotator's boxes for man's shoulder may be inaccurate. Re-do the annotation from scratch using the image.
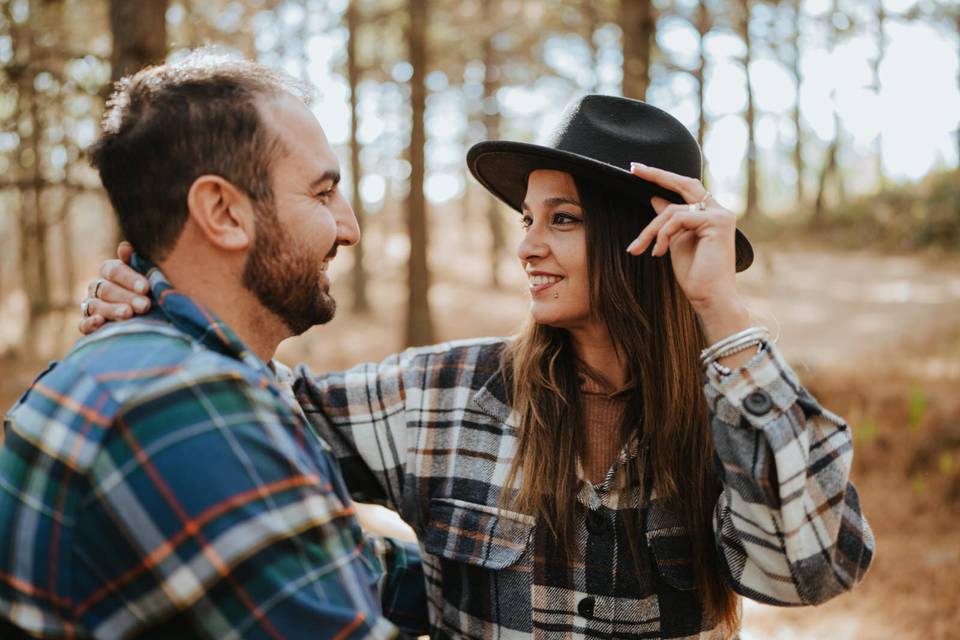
[47,318,261,403]
[6,319,278,465]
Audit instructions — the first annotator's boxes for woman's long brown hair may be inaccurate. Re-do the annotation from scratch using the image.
[500,175,739,633]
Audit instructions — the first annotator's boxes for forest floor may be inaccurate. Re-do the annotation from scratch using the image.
[2,242,959,639]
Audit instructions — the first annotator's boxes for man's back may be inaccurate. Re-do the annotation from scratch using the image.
[0,265,420,639]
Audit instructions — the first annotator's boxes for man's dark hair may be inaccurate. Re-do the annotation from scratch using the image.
[88,49,310,260]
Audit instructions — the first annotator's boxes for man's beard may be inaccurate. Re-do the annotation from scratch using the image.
[242,202,336,336]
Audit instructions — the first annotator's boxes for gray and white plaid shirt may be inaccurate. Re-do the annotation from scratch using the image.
[292,337,874,639]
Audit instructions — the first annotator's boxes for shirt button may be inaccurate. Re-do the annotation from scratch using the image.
[743,390,774,416]
[586,509,608,535]
[577,596,595,619]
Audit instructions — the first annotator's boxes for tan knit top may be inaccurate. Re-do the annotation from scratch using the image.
[578,371,635,485]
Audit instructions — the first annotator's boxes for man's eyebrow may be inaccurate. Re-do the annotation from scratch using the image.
[520,196,582,212]
[309,170,341,190]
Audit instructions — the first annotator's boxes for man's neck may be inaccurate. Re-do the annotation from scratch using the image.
[157,257,288,364]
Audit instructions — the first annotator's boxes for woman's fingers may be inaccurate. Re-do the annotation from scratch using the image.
[117,241,134,263]
[100,258,149,296]
[627,196,673,254]
[85,297,134,321]
[92,279,151,313]
[652,211,701,256]
[78,314,105,336]
[630,163,706,203]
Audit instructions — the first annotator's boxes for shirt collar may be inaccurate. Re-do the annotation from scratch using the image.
[131,253,274,380]
[578,368,636,399]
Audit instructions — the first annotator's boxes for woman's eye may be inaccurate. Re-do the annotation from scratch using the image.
[552,212,581,225]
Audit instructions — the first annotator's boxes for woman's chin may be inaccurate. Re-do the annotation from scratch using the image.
[528,306,571,329]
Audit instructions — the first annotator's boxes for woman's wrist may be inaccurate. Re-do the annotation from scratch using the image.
[694,297,751,345]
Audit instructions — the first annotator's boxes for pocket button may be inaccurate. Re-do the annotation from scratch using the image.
[743,390,774,416]
[577,596,595,619]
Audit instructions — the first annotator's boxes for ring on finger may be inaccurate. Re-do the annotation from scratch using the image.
[687,203,697,213]
[697,191,712,211]
[93,278,106,299]
[81,299,91,317]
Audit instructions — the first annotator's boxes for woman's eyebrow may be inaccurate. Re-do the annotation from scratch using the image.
[520,196,582,211]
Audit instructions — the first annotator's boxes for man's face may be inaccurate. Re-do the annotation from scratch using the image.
[242,93,359,336]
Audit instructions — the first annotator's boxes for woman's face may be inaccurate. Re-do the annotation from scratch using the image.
[516,169,592,329]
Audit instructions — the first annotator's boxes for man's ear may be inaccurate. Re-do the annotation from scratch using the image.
[186,175,255,251]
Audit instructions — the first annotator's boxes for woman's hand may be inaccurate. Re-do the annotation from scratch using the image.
[625,163,750,343]
[78,242,152,335]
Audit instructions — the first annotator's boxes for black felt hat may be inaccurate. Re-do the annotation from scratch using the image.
[467,94,754,272]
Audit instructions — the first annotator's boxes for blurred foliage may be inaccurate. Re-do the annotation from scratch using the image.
[825,170,960,252]
[744,169,960,253]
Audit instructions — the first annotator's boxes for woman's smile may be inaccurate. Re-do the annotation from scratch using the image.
[526,269,564,295]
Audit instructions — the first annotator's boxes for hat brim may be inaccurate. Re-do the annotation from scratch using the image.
[467,140,754,272]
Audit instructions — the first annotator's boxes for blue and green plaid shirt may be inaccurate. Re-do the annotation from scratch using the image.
[0,257,426,639]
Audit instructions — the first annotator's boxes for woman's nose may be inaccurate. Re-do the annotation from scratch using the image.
[516,224,548,262]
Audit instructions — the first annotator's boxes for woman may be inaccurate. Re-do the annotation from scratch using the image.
[80,95,873,638]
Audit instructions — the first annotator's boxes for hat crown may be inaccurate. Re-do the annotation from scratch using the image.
[547,94,702,180]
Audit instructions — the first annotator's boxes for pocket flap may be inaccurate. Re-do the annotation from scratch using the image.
[424,497,534,570]
[646,503,696,591]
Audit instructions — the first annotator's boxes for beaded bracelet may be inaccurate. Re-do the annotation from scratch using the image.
[699,326,770,368]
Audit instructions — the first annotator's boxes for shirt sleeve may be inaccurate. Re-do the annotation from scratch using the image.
[366,534,429,637]
[292,352,411,519]
[73,370,403,639]
[704,342,875,606]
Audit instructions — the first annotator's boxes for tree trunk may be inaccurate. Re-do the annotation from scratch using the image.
[482,36,505,289]
[109,0,167,80]
[873,0,887,189]
[738,0,759,219]
[404,0,434,346]
[7,0,53,354]
[620,0,655,100]
[694,0,710,179]
[815,0,846,222]
[790,0,805,205]
[813,138,838,222]
[346,1,370,313]
[108,0,167,247]
[583,1,601,92]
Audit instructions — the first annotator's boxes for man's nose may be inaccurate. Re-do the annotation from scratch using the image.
[335,196,360,247]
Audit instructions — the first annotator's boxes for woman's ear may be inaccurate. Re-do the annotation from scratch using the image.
[186,175,256,251]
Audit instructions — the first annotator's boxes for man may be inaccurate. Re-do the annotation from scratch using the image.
[0,51,426,639]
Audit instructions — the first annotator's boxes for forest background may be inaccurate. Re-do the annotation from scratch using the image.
[1,0,959,637]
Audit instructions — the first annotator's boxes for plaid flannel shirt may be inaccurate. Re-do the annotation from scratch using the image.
[0,259,427,639]
[294,337,874,639]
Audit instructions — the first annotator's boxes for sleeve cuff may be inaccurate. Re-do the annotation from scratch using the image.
[704,341,804,429]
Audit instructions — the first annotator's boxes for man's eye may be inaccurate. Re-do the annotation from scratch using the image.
[519,215,532,229]
[315,185,337,200]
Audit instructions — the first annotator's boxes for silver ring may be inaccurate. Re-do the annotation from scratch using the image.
[687,203,697,213]
[93,278,106,299]
[698,191,712,211]
[81,299,91,317]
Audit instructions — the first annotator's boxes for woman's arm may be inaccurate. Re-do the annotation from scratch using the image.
[704,341,874,605]
[291,354,411,517]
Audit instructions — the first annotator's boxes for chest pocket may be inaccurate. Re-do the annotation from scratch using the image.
[424,497,533,568]
[424,497,535,633]
[645,501,696,591]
